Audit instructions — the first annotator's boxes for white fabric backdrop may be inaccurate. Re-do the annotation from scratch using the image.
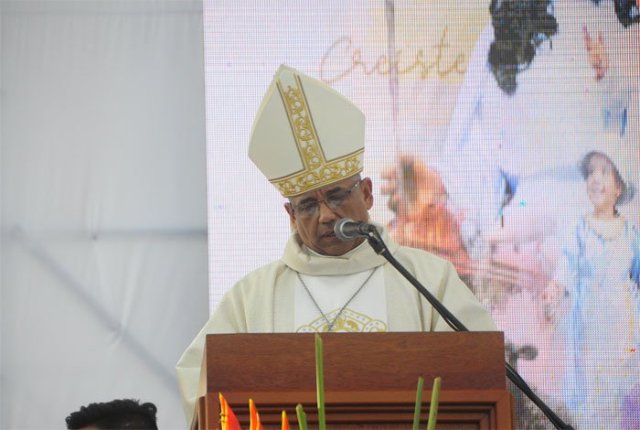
[1,1,208,428]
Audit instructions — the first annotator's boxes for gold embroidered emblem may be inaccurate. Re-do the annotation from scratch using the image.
[296,308,387,333]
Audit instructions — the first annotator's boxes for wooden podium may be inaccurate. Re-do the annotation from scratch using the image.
[193,332,512,429]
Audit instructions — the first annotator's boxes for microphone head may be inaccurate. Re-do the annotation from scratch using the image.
[334,218,356,242]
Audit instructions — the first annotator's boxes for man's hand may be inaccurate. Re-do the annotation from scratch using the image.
[380,154,447,220]
[583,25,609,81]
[541,280,568,323]
[380,155,471,276]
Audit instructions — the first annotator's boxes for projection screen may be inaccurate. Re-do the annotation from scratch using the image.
[203,1,639,427]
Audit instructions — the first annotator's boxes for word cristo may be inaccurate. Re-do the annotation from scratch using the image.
[320,28,467,84]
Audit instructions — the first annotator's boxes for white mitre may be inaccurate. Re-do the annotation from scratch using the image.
[249,65,365,197]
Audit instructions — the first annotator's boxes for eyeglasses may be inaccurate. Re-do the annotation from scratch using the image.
[290,181,361,218]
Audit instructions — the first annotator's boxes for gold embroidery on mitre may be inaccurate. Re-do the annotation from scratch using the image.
[273,75,363,197]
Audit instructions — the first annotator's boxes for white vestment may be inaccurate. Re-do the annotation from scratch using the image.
[176,226,497,423]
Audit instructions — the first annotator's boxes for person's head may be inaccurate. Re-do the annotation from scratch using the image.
[488,0,558,95]
[65,399,158,430]
[249,65,369,254]
[590,0,639,28]
[580,151,626,215]
[285,174,373,255]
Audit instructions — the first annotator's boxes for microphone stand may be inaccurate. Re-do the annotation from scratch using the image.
[365,230,574,430]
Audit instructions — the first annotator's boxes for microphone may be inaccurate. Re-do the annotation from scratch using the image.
[334,218,377,241]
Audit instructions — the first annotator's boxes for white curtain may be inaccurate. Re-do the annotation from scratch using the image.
[0,1,208,428]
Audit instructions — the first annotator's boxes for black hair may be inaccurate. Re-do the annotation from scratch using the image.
[591,0,640,28]
[488,0,558,95]
[65,399,158,430]
[489,0,638,94]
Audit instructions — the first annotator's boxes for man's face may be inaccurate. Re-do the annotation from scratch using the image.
[285,176,374,256]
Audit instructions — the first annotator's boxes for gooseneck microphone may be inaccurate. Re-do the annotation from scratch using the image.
[356,226,574,430]
[334,218,377,241]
